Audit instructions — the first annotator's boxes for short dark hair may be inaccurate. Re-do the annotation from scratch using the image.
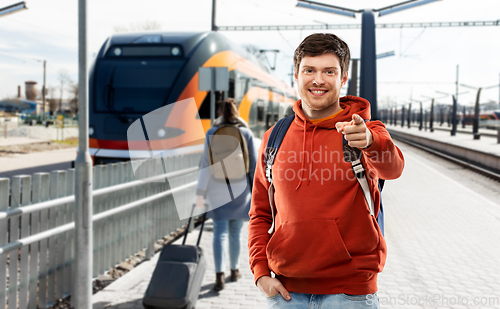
[294,33,350,78]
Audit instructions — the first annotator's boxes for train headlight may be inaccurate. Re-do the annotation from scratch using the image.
[157,128,166,138]
[113,48,122,56]
[171,47,180,56]
[89,126,94,136]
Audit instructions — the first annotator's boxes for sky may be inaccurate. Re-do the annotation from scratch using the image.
[0,0,499,111]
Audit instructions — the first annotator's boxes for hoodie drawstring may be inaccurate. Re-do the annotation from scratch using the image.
[295,122,318,189]
[308,125,318,186]
[295,121,307,190]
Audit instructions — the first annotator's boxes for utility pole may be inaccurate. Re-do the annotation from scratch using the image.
[451,95,457,136]
[74,0,93,308]
[401,105,405,128]
[360,9,377,119]
[473,88,482,140]
[212,0,217,31]
[419,101,423,130]
[59,78,63,113]
[430,98,434,132]
[460,82,498,139]
[34,58,47,119]
[347,59,359,96]
[462,106,466,129]
[43,60,46,120]
[455,65,459,107]
[407,102,411,128]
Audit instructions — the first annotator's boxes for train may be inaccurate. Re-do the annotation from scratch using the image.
[88,31,297,165]
[459,110,500,126]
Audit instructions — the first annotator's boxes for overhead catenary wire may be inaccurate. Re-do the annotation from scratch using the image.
[401,28,426,56]
[6,16,78,40]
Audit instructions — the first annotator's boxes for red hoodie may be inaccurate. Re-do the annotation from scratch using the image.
[248,96,404,295]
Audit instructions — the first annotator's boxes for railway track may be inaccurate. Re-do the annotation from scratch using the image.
[390,131,500,182]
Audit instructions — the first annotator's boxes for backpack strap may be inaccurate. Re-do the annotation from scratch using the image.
[265,115,295,182]
[264,115,294,234]
[378,179,385,236]
[342,137,375,216]
[343,132,385,236]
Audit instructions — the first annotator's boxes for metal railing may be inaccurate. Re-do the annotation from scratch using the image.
[0,152,201,309]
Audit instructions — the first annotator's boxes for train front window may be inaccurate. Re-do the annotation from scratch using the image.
[94,58,185,113]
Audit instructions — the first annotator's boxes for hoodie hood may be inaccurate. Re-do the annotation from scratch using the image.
[292,95,372,128]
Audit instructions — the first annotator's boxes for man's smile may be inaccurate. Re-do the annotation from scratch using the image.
[309,89,328,96]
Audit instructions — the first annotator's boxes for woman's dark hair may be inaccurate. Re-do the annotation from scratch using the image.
[219,98,239,123]
[293,33,350,78]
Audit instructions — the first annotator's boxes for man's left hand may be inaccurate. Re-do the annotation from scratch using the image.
[336,114,373,149]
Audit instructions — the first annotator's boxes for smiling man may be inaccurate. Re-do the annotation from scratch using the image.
[248,33,405,308]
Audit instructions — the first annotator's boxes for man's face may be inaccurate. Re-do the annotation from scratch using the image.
[294,53,348,117]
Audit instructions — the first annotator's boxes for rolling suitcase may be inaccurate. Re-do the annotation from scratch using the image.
[143,206,207,309]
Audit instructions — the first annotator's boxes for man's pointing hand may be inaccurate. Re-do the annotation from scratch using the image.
[335,114,373,149]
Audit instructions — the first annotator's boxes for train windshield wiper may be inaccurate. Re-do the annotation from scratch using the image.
[104,66,116,111]
[104,66,130,123]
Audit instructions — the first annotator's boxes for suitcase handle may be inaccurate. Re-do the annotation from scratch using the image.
[182,204,208,247]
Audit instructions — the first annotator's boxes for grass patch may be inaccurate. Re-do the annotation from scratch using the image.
[53,137,79,147]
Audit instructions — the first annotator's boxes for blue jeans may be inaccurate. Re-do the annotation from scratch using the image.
[266,292,380,309]
[212,219,244,273]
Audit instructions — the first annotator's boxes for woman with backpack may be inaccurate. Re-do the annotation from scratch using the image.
[195,98,257,291]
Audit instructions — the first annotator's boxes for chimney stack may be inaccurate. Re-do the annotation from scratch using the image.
[25,81,38,101]
[18,85,21,98]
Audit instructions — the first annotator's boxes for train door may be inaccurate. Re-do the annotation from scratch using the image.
[256,99,266,137]
[265,103,272,130]
[275,90,286,121]
[198,91,225,120]
[265,88,280,130]
[234,72,246,104]
[228,70,236,100]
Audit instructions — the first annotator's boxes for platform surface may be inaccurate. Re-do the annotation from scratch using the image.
[92,135,500,309]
